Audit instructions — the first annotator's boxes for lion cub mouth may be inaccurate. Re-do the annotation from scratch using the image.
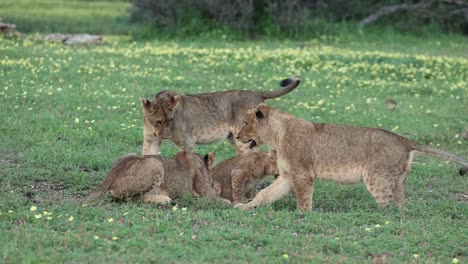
[248,140,257,149]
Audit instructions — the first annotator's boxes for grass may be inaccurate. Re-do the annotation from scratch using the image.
[0,0,134,35]
[1,0,467,263]
[1,36,467,263]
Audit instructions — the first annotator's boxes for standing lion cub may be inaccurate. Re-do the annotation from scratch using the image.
[141,77,301,155]
[212,151,279,205]
[85,151,228,204]
[235,104,468,210]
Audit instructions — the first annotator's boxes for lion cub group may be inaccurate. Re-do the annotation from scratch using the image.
[86,78,300,205]
[88,77,467,211]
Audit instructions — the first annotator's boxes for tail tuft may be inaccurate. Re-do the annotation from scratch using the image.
[280,78,293,87]
[280,77,300,87]
[460,166,468,176]
[259,76,301,99]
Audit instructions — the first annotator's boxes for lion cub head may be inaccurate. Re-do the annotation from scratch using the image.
[237,103,271,148]
[141,91,182,139]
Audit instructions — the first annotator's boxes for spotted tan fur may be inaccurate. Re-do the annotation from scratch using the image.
[141,77,301,155]
[212,151,279,204]
[85,151,229,205]
[235,104,468,210]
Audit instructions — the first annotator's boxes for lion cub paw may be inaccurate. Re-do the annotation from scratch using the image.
[143,194,172,205]
[220,198,231,205]
[234,203,252,210]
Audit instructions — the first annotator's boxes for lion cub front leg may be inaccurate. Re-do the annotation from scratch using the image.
[175,135,196,153]
[235,174,293,210]
[142,124,161,155]
[231,168,248,205]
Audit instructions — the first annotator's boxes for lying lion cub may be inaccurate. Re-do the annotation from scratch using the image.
[85,151,228,204]
[212,151,279,205]
[235,104,468,210]
[141,77,301,155]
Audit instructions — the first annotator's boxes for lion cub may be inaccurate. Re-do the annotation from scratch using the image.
[141,77,301,155]
[235,104,468,210]
[85,151,228,204]
[212,151,279,205]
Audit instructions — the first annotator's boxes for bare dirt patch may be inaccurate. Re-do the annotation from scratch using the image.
[23,181,69,204]
[449,192,468,203]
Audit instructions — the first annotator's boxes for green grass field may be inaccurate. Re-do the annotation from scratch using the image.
[1,1,467,263]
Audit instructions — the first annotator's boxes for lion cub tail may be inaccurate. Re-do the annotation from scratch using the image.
[83,153,138,203]
[260,77,301,99]
[410,143,468,175]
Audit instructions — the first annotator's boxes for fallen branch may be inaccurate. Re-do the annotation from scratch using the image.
[359,0,467,29]
[38,33,103,45]
[0,20,24,37]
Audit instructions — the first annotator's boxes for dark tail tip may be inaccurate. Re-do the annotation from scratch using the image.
[459,166,468,176]
[280,78,293,87]
[280,76,301,87]
[280,77,301,87]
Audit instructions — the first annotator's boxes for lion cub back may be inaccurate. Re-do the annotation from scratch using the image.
[85,154,166,201]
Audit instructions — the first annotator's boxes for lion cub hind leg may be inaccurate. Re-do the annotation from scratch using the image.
[364,169,398,207]
[235,174,293,210]
[392,172,409,208]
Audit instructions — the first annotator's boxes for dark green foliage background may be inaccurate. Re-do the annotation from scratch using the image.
[0,0,467,263]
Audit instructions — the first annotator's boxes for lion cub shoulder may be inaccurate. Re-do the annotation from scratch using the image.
[85,151,227,204]
[212,151,278,204]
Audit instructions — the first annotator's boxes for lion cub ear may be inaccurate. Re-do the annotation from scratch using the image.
[141,98,153,112]
[204,152,217,169]
[254,103,270,121]
[167,95,181,112]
